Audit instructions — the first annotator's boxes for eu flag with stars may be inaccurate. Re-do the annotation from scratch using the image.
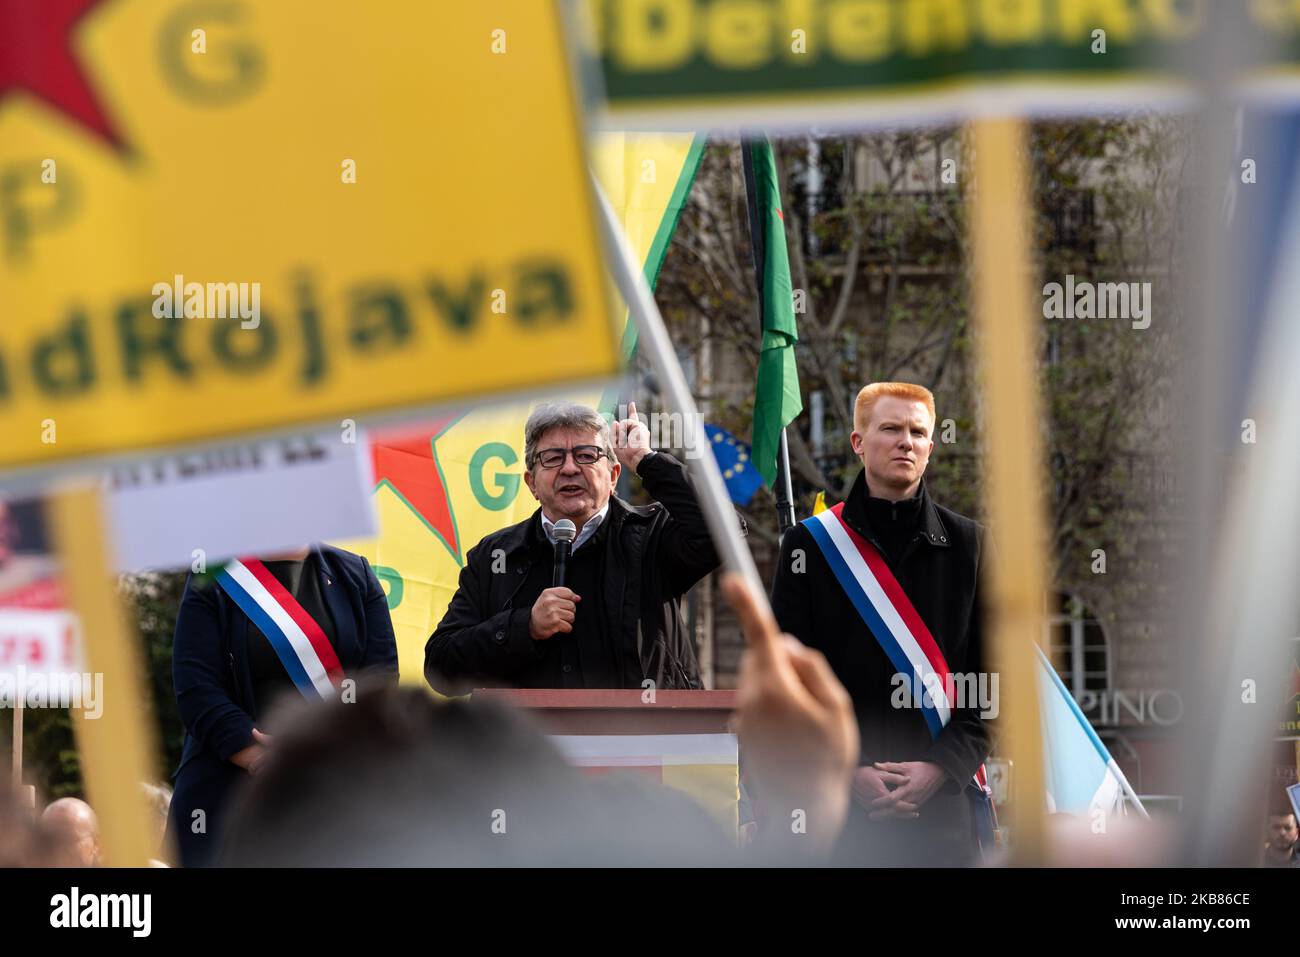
[706,424,763,506]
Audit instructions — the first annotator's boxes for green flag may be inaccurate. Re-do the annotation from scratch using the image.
[742,137,802,487]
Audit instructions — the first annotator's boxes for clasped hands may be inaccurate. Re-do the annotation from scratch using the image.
[853,760,948,820]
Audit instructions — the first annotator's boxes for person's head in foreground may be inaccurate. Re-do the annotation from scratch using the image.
[523,402,620,528]
[851,382,936,501]
[220,681,729,866]
[40,797,100,867]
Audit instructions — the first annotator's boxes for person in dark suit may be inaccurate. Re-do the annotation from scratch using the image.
[424,401,725,694]
[770,382,992,865]
[165,543,398,867]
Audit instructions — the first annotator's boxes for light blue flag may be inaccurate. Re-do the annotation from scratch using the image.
[1037,646,1147,818]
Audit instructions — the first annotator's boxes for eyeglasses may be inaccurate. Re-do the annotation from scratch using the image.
[533,445,608,469]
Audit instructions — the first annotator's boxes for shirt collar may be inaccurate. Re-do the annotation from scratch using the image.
[541,502,610,551]
[842,471,951,549]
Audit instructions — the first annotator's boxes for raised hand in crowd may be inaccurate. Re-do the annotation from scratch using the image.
[723,573,858,855]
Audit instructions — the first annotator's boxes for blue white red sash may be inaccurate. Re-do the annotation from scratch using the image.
[215,558,343,700]
[803,502,988,792]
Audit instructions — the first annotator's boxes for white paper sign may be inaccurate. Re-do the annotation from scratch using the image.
[106,432,376,572]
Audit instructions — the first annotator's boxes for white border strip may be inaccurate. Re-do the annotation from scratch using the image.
[549,733,737,767]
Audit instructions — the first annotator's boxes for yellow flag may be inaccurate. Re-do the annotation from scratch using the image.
[0,3,613,473]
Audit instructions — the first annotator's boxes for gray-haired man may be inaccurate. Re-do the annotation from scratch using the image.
[424,402,724,693]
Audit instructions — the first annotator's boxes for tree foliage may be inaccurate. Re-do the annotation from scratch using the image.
[655,118,1184,630]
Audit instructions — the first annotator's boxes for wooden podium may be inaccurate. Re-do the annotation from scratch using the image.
[473,689,739,832]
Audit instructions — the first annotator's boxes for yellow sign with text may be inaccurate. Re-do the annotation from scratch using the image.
[0,1,615,473]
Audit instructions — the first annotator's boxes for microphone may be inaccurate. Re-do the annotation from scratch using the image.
[552,519,577,587]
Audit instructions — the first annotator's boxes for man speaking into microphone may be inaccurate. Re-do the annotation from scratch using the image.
[424,402,725,693]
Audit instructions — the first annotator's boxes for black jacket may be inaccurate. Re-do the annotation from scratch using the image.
[424,452,724,693]
[770,471,992,864]
[166,545,399,867]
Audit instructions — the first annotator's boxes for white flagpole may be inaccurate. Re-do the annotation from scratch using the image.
[1112,760,1150,820]
[591,174,765,601]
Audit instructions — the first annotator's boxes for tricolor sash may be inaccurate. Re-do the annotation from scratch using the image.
[215,558,344,700]
[803,502,989,795]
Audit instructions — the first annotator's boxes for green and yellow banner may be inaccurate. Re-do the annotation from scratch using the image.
[583,0,1300,127]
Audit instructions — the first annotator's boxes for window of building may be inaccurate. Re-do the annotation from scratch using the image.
[1045,592,1112,696]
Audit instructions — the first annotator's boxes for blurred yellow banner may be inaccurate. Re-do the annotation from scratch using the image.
[0,2,614,474]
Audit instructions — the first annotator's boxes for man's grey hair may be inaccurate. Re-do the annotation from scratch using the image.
[523,402,615,469]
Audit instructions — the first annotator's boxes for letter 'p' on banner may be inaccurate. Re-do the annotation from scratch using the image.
[0,3,615,476]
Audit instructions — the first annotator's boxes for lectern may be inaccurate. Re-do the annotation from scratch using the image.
[472,689,739,833]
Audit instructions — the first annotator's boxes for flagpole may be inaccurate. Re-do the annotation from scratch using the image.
[592,175,765,599]
[968,117,1048,864]
[49,483,161,866]
[776,429,796,535]
[1113,761,1150,819]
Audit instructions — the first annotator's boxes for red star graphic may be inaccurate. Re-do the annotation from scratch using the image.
[0,0,124,150]
[371,417,461,559]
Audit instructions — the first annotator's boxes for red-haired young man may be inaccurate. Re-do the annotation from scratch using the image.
[770,382,993,865]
